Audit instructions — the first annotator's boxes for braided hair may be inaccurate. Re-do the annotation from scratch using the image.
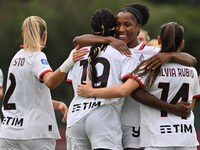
[88,9,116,87]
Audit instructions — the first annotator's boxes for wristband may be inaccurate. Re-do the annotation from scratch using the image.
[59,49,76,73]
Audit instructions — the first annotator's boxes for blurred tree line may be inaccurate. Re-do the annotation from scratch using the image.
[0,0,200,126]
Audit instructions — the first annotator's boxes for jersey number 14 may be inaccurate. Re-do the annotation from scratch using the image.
[159,82,189,119]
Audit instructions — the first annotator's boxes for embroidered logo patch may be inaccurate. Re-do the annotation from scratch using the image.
[41,59,49,65]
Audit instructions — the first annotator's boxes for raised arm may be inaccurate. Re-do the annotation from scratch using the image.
[131,88,191,117]
[73,34,131,56]
[145,52,197,70]
[170,52,197,66]
[42,47,88,89]
[73,34,111,47]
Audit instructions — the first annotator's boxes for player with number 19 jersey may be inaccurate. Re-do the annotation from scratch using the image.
[0,48,60,140]
[136,62,200,147]
[66,45,138,129]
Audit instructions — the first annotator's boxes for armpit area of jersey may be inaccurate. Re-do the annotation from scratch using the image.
[122,75,144,87]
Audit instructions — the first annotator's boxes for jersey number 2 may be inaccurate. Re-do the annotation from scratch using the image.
[3,73,16,110]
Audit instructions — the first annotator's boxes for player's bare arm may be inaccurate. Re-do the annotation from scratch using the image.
[77,78,140,98]
[131,88,191,118]
[42,47,88,89]
[145,52,197,70]
[73,34,131,56]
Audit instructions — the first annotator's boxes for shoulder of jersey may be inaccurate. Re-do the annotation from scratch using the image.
[132,43,160,54]
[146,45,160,51]
[82,46,91,49]
[106,45,123,55]
[19,45,44,55]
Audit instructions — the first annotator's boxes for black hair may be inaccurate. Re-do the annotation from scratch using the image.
[91,9,116,36]
[88,9,116,87]
[120,3,150,27]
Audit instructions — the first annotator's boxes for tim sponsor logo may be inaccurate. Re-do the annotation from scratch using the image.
[2,116,24,127]
[160,124,192,134]
[72,101,101,113]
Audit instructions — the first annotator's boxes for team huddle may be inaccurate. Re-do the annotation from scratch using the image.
[0,2,199,150]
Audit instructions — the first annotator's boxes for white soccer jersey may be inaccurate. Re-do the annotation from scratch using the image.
[66,45,138,128]
[136,62,200,147]
[0,68,3,88]
[0,49,60,140]
[121,42,160,127]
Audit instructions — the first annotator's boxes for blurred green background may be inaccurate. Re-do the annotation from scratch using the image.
[0,0,200,149]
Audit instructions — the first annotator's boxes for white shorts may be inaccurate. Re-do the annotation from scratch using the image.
[122,125,140,149]
[145,147,197,150]
[0,138,56,150]
[66,105,123,150]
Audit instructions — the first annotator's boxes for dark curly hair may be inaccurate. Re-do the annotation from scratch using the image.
[120,3,150,27]
[88,9,116,87]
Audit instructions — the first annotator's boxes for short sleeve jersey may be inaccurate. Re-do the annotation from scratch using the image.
[137,62,200,147]
[66,45,138,128]
[0,68,3,88]
[0,49,60,140]
[121,42,160,126]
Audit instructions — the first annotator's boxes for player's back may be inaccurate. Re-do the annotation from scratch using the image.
[67,45,138,128]
[1,49,60,140]
[140,62,200,147]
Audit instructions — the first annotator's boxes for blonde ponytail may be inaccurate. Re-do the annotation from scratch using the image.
[22,16,47,52]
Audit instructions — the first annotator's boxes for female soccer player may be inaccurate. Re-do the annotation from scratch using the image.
[74,3,196,150]
[0,16,88,150]
[66,9,139,150]
[77,22,200,150]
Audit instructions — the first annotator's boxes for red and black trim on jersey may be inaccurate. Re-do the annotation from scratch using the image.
[66,79,72,83]
[121,75,144,87]
[39,69,53,83]
[138,42,146,51]
[193,94,200,99]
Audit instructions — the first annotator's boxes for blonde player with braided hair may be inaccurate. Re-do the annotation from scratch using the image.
[0,16,88,150]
